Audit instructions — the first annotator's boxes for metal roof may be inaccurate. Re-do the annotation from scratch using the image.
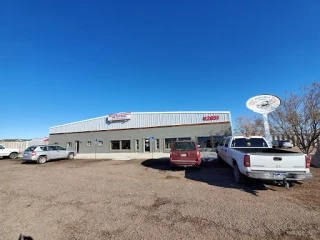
[50,111,231,134]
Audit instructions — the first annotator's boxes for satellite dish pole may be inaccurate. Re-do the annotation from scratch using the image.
[246,94,281,145]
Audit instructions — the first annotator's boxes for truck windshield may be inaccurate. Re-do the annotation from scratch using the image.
[231,138,268,148]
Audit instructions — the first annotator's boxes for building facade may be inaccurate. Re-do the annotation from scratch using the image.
[49,112,232,153]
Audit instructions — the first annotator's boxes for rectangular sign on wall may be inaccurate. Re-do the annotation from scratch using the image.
[107,112,131,122]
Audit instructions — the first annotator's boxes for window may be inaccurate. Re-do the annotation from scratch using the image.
[98,141,103,146]
[111,140,131,150]
[224,138,230,147]
[48,146,57,151]
[111,141,120,150]
[156,139,159,150]
[25,146,36,151]
[122,140,131,150]
[173,142,196,151]
[135,140,139,150]
[87,141,92,147]
[165,138,176,149]
[178,137,191,141]
[67,142,72,148]
[57,146,66,150]
[0,145,4,149]
[231,138,268,148]
[40,146,48,151]
[197,137,212,148]
[165,137,191,149]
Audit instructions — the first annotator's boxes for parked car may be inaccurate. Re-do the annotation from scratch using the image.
[0,145,19,159]
[272,140,293,148]
[22,145,76,164]
[169,140,201,168]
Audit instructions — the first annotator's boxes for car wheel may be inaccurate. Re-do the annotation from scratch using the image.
[9,152,18,159]
[289,182,297,187]
[67,153,74,160]
[37,156,47,164]
[233,163,246,184]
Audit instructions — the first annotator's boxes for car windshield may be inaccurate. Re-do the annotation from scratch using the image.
[173,142,196,151]
[231,138,268,148]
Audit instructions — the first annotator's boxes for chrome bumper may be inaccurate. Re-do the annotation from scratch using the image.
[247,171,313,181]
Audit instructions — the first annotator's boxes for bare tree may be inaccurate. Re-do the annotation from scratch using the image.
[269,82,320,154]
[234,115,264,136]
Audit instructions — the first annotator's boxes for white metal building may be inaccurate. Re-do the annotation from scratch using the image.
[49,111,232,153]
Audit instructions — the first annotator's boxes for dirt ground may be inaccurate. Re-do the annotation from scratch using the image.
[0,157,319,240]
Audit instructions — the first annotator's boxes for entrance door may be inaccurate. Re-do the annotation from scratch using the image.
[144,139,150,152]
[75,141,80,153]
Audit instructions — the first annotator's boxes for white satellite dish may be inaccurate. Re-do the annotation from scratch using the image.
[246,94,281,144]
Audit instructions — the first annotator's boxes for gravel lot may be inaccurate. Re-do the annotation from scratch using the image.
[0,157,319,240]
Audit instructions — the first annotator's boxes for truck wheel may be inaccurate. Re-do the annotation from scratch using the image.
[233,163,246,184]
[37,156,47,164]
[9,152,18,159]
[217,154,225,165]
[67,153,74,160]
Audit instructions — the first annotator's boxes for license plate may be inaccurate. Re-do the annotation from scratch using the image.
[181,153,187,157]
[273,173,286,178]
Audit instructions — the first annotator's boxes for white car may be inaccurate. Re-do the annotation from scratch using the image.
[0,145,20,159]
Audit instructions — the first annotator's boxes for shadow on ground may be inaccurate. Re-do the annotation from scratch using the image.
[141,158,276,196]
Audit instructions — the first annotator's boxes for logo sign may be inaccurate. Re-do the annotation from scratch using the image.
[150,136,154,142]
[107,112,131,122]
[246,95,281,114]
[203,115,220,121]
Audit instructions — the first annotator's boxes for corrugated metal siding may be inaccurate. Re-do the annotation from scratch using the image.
[50,112,231,134]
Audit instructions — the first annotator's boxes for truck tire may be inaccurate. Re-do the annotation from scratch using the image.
[233,163,246,184]
[37,156,47,164]
[217,154,225,165]
[67,153,74,160]
[9,152,18,159]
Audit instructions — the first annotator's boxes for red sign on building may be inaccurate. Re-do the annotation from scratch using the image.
[203,115,219,121]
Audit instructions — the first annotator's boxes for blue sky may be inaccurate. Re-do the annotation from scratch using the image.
[1,0,319,139]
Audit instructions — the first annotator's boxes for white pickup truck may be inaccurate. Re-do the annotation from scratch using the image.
[216,136,312,188]
[0,145,20,159]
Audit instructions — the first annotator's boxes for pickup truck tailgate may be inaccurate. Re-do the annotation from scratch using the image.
[250,152,306,171]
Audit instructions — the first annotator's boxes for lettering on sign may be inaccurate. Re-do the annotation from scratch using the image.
[203,116,220,121]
